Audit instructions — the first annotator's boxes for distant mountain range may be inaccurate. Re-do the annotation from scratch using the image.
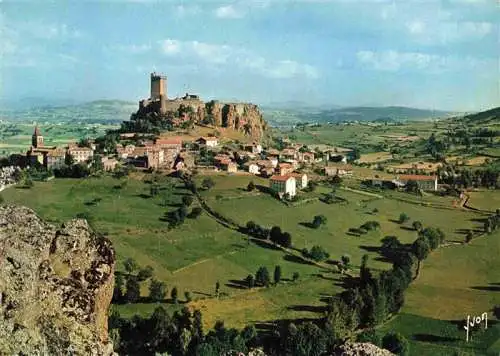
[0,100,137,124]
[463,106,500,124]
[2,97,488,127]
[263,105,457,126]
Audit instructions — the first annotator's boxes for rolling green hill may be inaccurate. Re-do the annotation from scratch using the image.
[0,99,137,124]
[263,105,455,126]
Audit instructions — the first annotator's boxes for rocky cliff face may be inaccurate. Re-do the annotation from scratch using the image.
[0,205,116,356]
[333,342,394,355]
[205,101,267,140]
[134,98,267,140]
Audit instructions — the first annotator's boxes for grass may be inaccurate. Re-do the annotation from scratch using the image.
[380,229,500,355]
[2,170,497,349]
[380,312,500,356]
[467,190,500,212]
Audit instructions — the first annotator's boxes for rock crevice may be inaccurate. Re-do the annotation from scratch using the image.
[0,205,116,356]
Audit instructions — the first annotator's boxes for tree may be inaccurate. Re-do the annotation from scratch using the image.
[137,265,154,281]
[171,286,179,304]
[149,279,167,302]
[123,258,138,274]
[245,274,255,288]
[420,227,443,250]
[405,180,419,194]
[380,236,402,260]
[398,213,410,224]
[202,178,215,190]
[189,207,203,219]
[270,226,282,243]
[125,276,141,303]
[274,265,282,285]
[341,254,351,268]
[412,237,430,261]
[412,221,423,232]
[292,272,300,282]
[382,332,410,356]
[286,321,327,356]
[112,273,124,303]
[65,153,75,166]
[247,181,255,192]
[215,281,220,298]
[312,215,327,228]
[307,245,330,262]
[465,230,473,243]
[281,232,292,248]
[182,195,194,207]
[255,266,271,287]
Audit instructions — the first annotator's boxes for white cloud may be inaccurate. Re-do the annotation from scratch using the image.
[159,39,231,63]
[159,39,180,54]
[158,38,318,79]
[213,1,270,19]
[174,4,201,17]
[356,49,492,72]
[110,43,152,53]
[405,20,493,44]
[214,5,244,19]
[241,57,319,79]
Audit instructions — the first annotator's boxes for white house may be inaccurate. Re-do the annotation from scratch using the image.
[197,137,218,147]
[247,163,260,174]
[290,173,308,189]
[268,156,279,168]
[396,174,438,191]
[270,175,296,198]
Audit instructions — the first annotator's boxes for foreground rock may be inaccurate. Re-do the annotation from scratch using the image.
[333,342,395,356]
[0,205,116,355]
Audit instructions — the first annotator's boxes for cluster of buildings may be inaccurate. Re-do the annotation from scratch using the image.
[26,126,97,170]
[117,136,186,171]
[370,174,438,191]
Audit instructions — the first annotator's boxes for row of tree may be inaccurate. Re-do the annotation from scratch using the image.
[245,222,293,247]
[109,307,260,356]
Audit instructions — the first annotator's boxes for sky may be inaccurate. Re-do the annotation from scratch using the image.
[0,0,498,111]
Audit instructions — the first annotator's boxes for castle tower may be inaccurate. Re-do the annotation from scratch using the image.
[32,125,44,148]
[150,72,167,101]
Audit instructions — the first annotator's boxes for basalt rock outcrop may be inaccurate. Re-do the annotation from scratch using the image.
[130,96,267,140]
[0,205,116,355]
[332,342,395,356]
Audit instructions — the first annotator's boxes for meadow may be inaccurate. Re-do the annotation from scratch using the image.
[0,121,118,156]
[2,170,498,354]
[381,229,500,355]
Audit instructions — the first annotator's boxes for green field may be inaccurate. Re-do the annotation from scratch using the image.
[0,121,118,156]
[381,228,500,355]
[468,190,500,212]
[2,171,499,353]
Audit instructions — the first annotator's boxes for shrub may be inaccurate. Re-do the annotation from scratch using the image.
[382,332,409,356]
[182,195,194,207]
[137,266,154,281]
[398,213,410,224]
[361,221,380,231]
[312,215,327,228]
[184,291,192,302]
[202,178,215,190]
[189,207,203,219]
[292,272,300,281]
[247,181,255,192]
[149,279,166,302]
[305,245,330,262]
